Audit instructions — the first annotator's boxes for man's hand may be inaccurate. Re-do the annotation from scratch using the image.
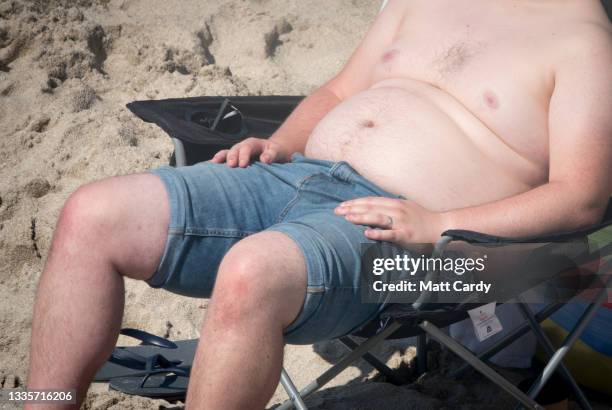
[334,197,449,246]
[211,137,290,167]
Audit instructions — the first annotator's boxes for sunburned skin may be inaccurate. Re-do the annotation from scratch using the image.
[304,0,609,212]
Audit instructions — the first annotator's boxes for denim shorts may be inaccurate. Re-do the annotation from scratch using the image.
[147,154,402,344]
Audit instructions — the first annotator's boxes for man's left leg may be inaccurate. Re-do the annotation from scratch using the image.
[186,231,307,410]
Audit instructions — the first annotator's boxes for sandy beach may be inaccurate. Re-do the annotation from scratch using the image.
[1,1,610,409]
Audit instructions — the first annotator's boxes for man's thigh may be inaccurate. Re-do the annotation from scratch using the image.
[146,160,299,296]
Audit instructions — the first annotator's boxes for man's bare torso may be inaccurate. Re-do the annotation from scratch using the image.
[305,0,610,211]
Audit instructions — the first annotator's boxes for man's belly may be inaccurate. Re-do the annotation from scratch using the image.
[304,79,546,211]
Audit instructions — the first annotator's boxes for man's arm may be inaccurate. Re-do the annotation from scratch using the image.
[440,27,612,238]
[269,0,406,155]
[213,0,407,166]
[266,87,341,156]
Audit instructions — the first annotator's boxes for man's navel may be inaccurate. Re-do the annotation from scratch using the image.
[361,119,375,128]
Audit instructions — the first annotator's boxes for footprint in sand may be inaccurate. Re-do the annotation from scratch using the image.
[0,372,22,389]
[264,18,293,58]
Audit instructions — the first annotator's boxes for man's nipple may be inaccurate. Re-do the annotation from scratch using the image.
[483,90,499,109]
[382,49,399,63]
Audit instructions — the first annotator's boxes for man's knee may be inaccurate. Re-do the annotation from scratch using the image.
[55,180,120,248]
[210,234,307,327]
[51,173,169,279]
[214,251,277,311]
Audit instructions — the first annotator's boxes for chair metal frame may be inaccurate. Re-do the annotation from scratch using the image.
[275,235,611,410]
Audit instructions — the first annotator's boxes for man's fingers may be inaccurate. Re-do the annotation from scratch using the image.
[335,204,397,216]
[336,197,404,216]
[364,228,398,242]
[339,197,401,208]
[226,146,241,167]
[260,145,278,163]
[238,145,253,167]
[344,213,394,228]
[335,204,368,215]
[222,139,280,167]
[211,150,229,163]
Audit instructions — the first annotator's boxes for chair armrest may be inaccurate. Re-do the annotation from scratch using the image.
[441,228,593,244]
[442,200,612,244]
[127,95,304,146]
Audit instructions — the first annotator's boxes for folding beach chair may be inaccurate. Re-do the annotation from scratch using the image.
[125,94,612,410]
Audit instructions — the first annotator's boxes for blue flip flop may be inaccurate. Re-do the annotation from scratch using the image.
[94,328,197,382]
[108,352,190,400]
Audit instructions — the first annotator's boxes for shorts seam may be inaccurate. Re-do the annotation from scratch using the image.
[328,162,355,183]
[148,167,186,230]
[307,286,325,293]
[283,292,325,338]
[276,172,326,223]
[183,228,256,238]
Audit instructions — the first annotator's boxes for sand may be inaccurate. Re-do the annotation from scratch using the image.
[0,1,608,409]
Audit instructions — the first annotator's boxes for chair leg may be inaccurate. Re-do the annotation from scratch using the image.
[277,321,402,410]
[419,320,543,410]
[171,138,187,167]
[516,276,610,410]
[280,367,308,410]
[516,299,592,410]
[338,336,407,385]
[416,333,428,376]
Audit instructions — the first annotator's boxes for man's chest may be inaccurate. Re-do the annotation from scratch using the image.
[372,3,559,163]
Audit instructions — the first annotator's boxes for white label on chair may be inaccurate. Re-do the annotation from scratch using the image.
[467,302,503,342]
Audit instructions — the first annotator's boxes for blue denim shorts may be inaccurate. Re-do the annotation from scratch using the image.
[148,154,402,344]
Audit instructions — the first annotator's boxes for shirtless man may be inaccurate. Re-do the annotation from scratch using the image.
[27,0,612,409]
